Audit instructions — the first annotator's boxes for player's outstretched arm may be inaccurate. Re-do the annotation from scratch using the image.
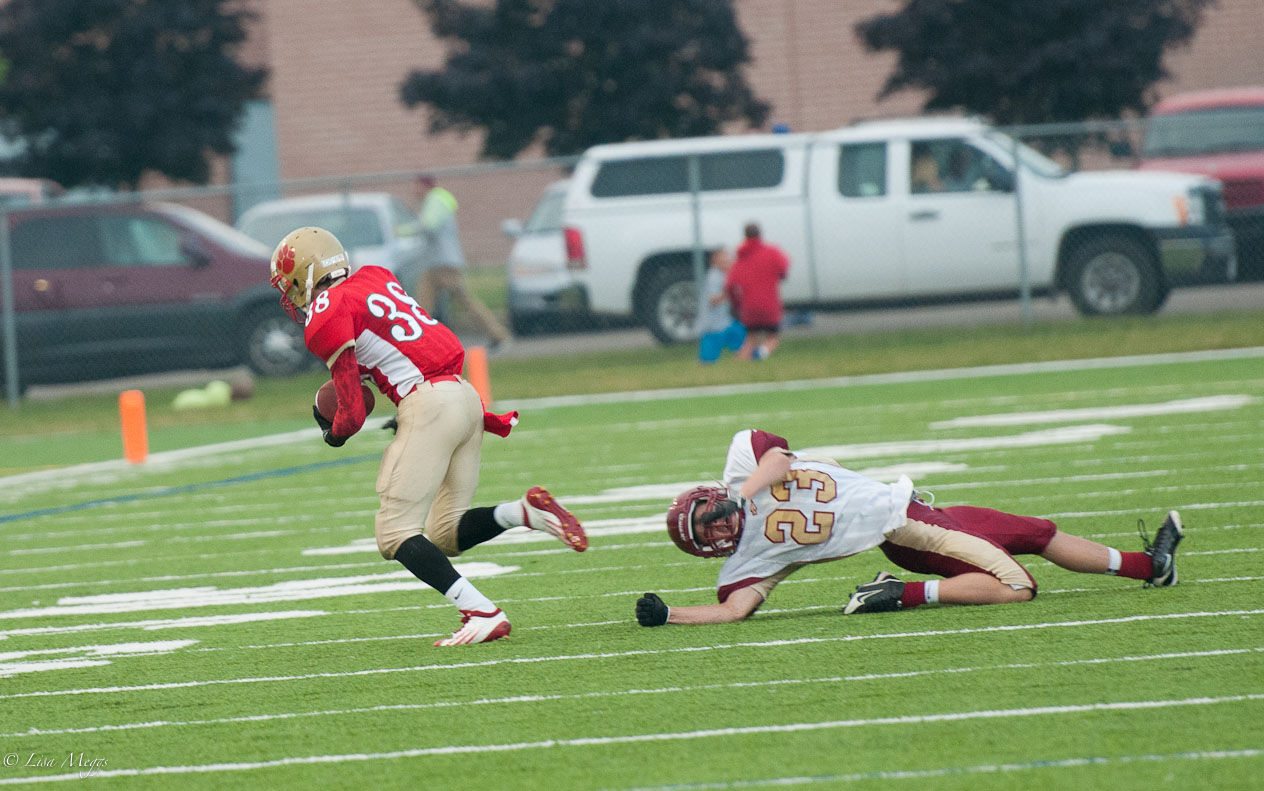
[636,588,762,626]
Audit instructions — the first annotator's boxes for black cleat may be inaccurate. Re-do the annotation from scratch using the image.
[1141,510,1184,587]
[843,571,905,614]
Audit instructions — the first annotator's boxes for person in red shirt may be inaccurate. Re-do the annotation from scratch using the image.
[724,223,789,360]
[270,227,588,646]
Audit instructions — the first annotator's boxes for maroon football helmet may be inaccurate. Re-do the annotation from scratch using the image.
[666,486,744,558]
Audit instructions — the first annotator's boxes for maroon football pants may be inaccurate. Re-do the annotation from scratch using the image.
[879,501,1058,592]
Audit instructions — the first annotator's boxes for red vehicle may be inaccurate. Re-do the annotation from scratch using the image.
[1,201,312,392]
[1138,87,1264,279]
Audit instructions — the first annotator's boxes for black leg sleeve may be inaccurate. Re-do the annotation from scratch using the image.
[394,534,461,594]
[456,506,508,552]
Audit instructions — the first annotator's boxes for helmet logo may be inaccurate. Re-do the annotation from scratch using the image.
[278,244,296,275]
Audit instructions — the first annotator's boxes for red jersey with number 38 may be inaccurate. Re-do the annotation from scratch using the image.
[304,266,464,405]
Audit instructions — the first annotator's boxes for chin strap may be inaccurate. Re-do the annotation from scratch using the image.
[269,271,304,323]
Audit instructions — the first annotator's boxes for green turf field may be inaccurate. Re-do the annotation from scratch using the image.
[1,349,1261,789]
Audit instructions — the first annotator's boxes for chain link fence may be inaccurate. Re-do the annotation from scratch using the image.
[2,116,1260,406]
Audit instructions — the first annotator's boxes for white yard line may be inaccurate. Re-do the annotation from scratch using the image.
[2,505,1258,594]
[497,347,1264,410]
[0,611,329,640]
[4,609,1260,700]
[1048,499,1264,518]
[930,394,1256,428]
[1,695,1260,784]
[0,564,518,620]
[0,640,197,678]
[4,647,1258,739]
[8,455,1257,557]
[798,424,1132,461]
[929,463,1262,492]
[0,521,665,588]
[1,554,1258,635]
[611,749,1264,790]
[6,539,147,556]
[0,426,327,495]
[0,560,385,591]
[177,572,1264,653]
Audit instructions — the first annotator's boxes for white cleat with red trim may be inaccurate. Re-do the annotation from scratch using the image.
[433,608,511,646]
[521,486,588,552]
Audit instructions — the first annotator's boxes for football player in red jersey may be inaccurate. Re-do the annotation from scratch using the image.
[635,429,1184,627]
[271,227,588,646]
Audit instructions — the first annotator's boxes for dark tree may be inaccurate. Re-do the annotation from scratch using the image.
[400,0,770,159]
[0,0,266,188]
[856,0,1215,124]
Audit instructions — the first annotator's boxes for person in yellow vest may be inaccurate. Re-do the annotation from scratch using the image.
[412,174,511,350]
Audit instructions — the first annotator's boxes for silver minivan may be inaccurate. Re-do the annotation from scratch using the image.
[237,192,423,285]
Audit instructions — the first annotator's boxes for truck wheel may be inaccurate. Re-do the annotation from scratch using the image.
[640,265,698,345]
[240,307,314,377]
[1064,235,1164,316]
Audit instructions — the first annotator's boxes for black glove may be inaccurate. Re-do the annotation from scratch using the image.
[312,404,333,432]
[312,405,347,448]
[382,416,398,434]
[636,593,669,627]
[698,497,744,524]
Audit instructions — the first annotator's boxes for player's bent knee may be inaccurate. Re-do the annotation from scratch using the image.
[375,531,410,560]
[374,520,428,560]
[376,496,432,560]
[1005,586,1035,603]
[428,530,462,558]
[424,513,464,558]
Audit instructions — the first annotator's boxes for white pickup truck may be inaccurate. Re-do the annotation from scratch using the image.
[549,117,1235,343]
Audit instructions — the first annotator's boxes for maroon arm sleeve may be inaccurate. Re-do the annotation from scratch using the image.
[749,429,789,459]
[329,349,366,438]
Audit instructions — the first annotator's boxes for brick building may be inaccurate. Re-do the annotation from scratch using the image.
[238,0,1264,264]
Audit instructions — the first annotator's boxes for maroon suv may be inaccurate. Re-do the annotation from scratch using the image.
[1,201,312,392]
[1139,87,1264,279]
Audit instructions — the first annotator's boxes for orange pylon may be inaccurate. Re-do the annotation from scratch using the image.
[465,345,492,406]
[119,389,148,464]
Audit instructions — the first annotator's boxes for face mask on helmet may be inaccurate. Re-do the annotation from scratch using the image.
[666,485,744,558]
[269,226,352,322]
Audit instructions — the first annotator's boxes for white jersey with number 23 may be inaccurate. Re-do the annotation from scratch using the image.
[716,429,914,599]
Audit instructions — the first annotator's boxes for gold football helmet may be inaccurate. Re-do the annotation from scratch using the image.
[269,226,352,322]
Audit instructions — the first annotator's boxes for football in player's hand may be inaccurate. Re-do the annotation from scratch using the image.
[315,380,375,421]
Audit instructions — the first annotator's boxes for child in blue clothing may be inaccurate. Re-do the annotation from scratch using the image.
[698,249,746,364]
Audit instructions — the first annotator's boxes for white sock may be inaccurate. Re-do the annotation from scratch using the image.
[1105,547,1122,576]
[443,577,496,613]
[924,580,940,604]
[493,501,523,529]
